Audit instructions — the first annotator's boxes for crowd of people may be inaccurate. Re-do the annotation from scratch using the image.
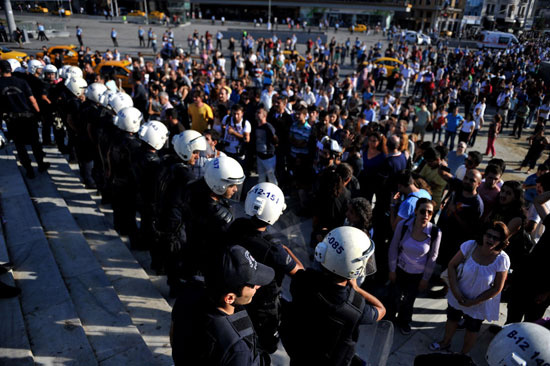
[1,23,550,364]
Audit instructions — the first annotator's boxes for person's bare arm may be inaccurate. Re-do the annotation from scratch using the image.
[463,271,507,307]
[29,95,40,113]
[534,191,550,221]
[282,245,304,274]
[447,249,466,303]
[350,279,386,320]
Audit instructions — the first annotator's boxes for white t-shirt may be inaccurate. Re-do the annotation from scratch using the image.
[460,120,476,133]
[222,116,251,155]
[447,240,510,321]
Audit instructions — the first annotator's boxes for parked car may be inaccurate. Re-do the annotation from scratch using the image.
[29,5,48,13]
[373,57,403,76]
[0,47,28,62]
[94,60,132,90]
[349,24,367,33]
[476,31,519,49]
[36,45,80,66]
[404,31,423,45]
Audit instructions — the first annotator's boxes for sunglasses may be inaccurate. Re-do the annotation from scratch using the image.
[419,209,433,216]
[484,232,501,241]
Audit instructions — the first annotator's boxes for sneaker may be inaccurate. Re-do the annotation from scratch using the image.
[399,323,411,335]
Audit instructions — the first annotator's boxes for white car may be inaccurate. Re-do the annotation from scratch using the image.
[419,33,431,45]
[404,31,423,45]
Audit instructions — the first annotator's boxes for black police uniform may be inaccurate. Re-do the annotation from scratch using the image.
[183,178,234,279]
[131,143,162,251]
[40,79,66,148]
[280,269,379,366]
[50,81,75,156]
[228,218,296,354]
[153,153,196,292]
[171,285,262,366]
[0,74,48,174]
[108,128,141,245]
[92,106,118,201]
[75,98,99,187]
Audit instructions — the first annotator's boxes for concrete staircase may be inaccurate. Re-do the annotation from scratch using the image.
[0,145,173,366]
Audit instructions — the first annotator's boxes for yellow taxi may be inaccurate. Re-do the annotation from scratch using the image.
[373,57,403,76]
[128,10,146,17]
[349,24,367,33]
[94,60,133,90]
[37,45,80,66]
[148,11,166,22]
[30,5,49,13]
[0,47,28,62]
[281,50,307,70]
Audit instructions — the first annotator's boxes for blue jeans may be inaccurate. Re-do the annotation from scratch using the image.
[444,130,457,151]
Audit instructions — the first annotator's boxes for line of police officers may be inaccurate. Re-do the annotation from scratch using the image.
[1,57,387,365]
[2,58,547,366]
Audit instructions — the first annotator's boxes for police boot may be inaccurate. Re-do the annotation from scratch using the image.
[38,162,50,173]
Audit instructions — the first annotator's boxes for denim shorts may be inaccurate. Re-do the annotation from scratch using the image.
[446,305,483,332]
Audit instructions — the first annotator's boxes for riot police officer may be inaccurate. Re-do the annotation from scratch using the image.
[40,64,66,150]
[84,83,108,191]
[171,245,275,366]
[280,226,385,366]
[107,104,142,247]
[0,60,49,178]
[228,182,303,357]
[132,121,169,253]
[183,156,245,284]
[154,129,206,294]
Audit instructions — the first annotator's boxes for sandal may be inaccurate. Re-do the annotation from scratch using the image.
[429,341,451,351]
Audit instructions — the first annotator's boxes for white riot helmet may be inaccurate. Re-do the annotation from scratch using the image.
[138,121,169,150]
[245,182,287,225]
[100,89,117,108]
[486,323,550,366]
[65,76,88,97]
[7,59,21,73]
[27,60,44,75]
[85,83,108,104]
[204,156,245,195]
[314,226,376,279]
[113,107,143,133]
[43,64,58,77]
[172,130,207,161]
[109,92,134,114]
[59,65,72,79]
[66,66,83,79]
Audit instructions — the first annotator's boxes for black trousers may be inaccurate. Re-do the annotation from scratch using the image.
[8,116,45,169]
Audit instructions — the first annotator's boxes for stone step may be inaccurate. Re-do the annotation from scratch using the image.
[0,147,97,366]
[0,215,34,366]
[42,147,173,365]
[19,149,159,365]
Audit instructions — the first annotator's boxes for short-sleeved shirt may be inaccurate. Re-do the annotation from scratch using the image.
[222,116,251,155]
[189,102,213,133]
[289,121,311,157]
[255,122,277,158]
[446,113,464,132]
[523,173,538,204]
[0,76,33,113]
[447,240,510,321]
[419,164,447,207]
[446,151,466,175]
[397,189,432,220]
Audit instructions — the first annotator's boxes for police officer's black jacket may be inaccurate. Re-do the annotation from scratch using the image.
[281,269,378,366]
[131,144,161,211]
[109,130,141,186]
[171,285,261,366]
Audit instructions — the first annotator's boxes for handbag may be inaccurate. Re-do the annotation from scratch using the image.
[440,243,475,287]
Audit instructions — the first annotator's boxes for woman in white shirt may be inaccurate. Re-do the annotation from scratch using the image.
[458,112,476,144]
[430,221,510,354]
[468,107,484,147]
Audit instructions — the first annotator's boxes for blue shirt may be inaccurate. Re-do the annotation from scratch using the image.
[447,151,466,175]
[524,173,538,204]
[446,113,463,132]
[289,121,311,157]
[111,30,117,37]
[76,28,82,36]
[397,189,432,220]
